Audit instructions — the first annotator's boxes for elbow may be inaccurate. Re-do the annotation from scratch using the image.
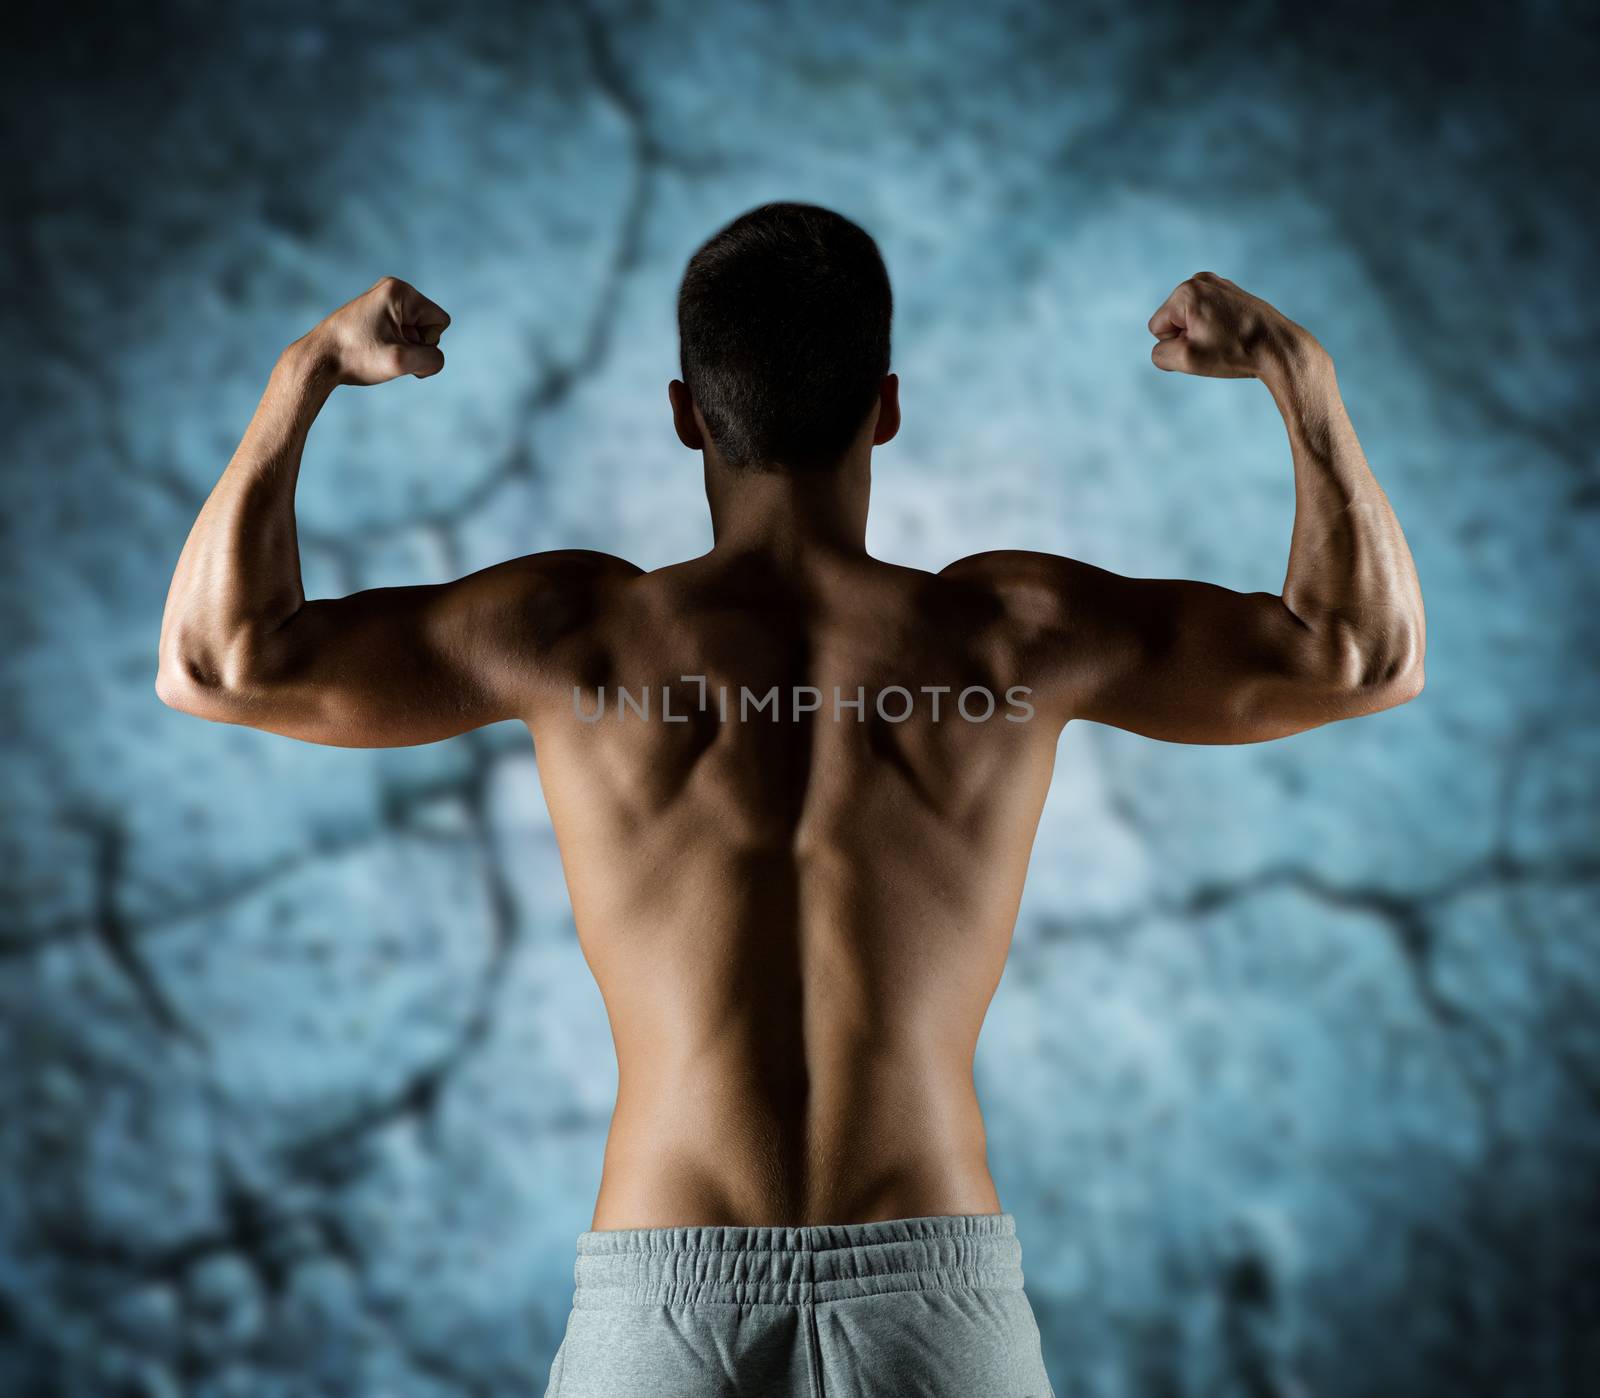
[155,639,195,712]
[154,664,186,712]
[1342,623,1426,713]
[1368,616,1426,706]
[1295,611,1424,716]
[1393,639,1425,701]
[1374,658,1425,709]
[155,653,221,717]
[155,641,257,719]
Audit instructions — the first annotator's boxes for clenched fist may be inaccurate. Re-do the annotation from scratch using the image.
[1147,272,1319,380]
[305,276,451,386]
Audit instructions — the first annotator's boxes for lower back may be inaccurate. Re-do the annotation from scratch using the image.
[591,1016,1004,1228]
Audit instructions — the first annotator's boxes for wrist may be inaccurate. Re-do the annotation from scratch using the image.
[279,328,344,391]
[1258,322,1332,399]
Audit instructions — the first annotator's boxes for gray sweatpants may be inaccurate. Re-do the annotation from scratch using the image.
[543,1212,1056,1397]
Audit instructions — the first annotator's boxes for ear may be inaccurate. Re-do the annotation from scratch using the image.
[668,380,705,450]
[871,373,901,447]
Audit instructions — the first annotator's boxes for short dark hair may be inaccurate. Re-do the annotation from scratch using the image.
[677,202,892,471]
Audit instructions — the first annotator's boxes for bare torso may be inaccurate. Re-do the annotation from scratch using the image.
[526,547,1062,1228]
[158,273,1423,1233]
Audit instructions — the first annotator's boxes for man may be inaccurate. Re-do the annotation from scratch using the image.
[157,202,1425,1396]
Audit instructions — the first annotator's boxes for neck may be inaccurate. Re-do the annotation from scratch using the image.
[705,450,871,559]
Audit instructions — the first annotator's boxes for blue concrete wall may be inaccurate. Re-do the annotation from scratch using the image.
[2,2,1597,1394]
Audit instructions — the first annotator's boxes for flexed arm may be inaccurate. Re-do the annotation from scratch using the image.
[156,277,632,747]
[944,273,1425,744]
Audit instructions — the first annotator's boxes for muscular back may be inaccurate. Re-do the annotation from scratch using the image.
[158,270,1423,1231]
[527,549,1063,1227]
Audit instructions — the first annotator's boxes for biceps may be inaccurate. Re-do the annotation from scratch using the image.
[1063,577,1345,744]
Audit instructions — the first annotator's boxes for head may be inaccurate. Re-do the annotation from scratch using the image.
[671,202,899,475]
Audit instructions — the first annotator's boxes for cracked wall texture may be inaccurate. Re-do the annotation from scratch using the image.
[3,2,1597,1395]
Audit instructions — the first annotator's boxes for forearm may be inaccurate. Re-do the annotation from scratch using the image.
[157,334,336,695]
[1262,334,1426,692]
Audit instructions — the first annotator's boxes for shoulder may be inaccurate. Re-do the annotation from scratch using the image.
[461,549,644,612]
[940,548,1123,586]
[937,549,1094,640]
[495,549,645,589]
[453,549,643,658]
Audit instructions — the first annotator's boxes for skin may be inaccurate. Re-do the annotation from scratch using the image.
[157,271,1425,1228]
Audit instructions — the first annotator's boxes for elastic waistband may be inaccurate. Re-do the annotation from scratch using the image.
[572,1212,1022,1308]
